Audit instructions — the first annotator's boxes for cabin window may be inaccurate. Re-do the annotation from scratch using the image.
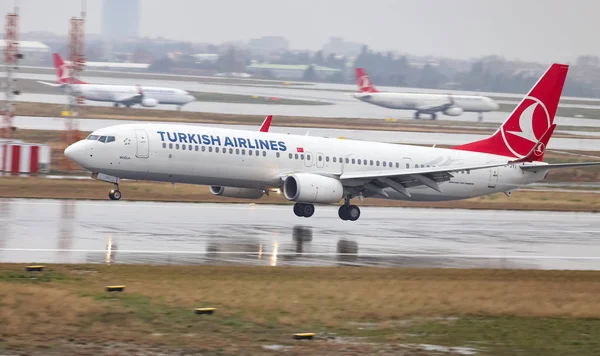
[208,146,212,152]
[345,158,349,164]
[396,162,399,168]
[376,161,380,166]
[182,145,186,151]
[357,159,361,164]
[249,150,253,156]
[106,136,116,143]
[326,156,330,162]
[319,156,323,162]
[383,161,387,167]
[216,147,220,153]
[162,143,166,149]
[256,150,259,156]
[176,144,180,150]
[262,151,266,157]
[389,162,393,167]
[289,153,293,159]
[229,148,233,154]
[235,149,240,154]
[421,164,425,168]
[307,154,311,160]
[87,135,99,140]
[406,163,409,169]
[364,160,367,165]
[189,145,192,151]
[169,143,173,149]
[276,152,280,158]
[195,146,199,151]
[201,146,205,152]
[295,153,299,159]
[301,154,305,160]
[333,157,337,163]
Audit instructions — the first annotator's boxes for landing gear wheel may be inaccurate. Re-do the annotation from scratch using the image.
[414,112,420,120]
[113,103,119,108]
[431,113,437,120]
[338,205,350,221]
[293,203,303,217]
[109,189,121,201]
[301,204,314,218]
[347,205,361,221]
[293,203,315,218]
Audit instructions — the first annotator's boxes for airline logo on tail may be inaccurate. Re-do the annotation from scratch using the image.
[452,63,568,161]
[53,53,87,85]
[355,68,378,93]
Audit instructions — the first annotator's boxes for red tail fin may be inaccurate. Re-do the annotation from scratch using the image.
[355,68,378,93]
[452,63,568,161]
[53,52,87,85]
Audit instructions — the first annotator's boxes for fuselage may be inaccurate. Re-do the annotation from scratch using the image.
[71,84,195,106]
[353,92,499,113]
[65,123,548,202]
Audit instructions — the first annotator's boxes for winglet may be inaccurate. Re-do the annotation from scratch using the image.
[509,124,556,163]
[259,115,273,132]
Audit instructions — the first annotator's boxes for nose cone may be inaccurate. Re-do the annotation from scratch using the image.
[64,141,86,166]
[490,100,500,111]
[185,94,196,103]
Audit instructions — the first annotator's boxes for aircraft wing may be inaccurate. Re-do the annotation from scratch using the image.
[416,101,453,113]
[115,93,142,105]
[520,162,600,171]
[37,81,65,88]
[337,161,510,197]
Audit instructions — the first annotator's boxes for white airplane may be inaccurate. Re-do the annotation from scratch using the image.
[353,68,499,120]
[64,63,600,221]
[37,53,196,110]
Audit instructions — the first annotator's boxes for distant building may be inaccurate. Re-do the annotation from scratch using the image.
[0,40,49,64]
[248,36,289,56]
[101,0,140,41]
[322,37,363,57]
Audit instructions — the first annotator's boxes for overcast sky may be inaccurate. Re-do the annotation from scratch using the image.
[1,0,597,63]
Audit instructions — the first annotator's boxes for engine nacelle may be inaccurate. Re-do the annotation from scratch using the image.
[209,186,264,199]
[141,98,158,107]
[443,107,463,116]
[283,173,344,204]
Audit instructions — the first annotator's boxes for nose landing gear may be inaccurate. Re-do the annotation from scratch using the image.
[108,183,122,200]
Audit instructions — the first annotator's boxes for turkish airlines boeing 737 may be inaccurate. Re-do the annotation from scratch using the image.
[37,53,196,110]
[64,63,600,221]
[353,68,499,120]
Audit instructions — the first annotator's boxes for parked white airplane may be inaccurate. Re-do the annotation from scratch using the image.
[353,68,499,120]
[37,53,196,110]
[64,63,600,221]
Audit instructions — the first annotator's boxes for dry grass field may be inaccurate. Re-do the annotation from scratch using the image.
[1,265,600,355]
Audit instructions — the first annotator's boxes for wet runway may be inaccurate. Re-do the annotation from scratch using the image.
[1,199,600,270]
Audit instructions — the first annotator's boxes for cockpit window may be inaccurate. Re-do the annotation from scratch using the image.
[98,136,107,143]
[87,135,99,140]
[106,136,115,143]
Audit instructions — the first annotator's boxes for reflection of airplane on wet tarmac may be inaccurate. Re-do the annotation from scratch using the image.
[65,63,600,221]
[352,68,499,120]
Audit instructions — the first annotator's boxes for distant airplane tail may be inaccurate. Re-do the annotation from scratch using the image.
[452,63,568,162]
[355,68,378,93]
[53,53,87,85]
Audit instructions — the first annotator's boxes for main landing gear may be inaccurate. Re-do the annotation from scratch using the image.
[292,196,361,221]
[108,183,122,201]
[338,195,360,221]
[293,203,314,218]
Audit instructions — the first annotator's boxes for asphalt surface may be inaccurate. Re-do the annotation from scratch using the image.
[1,199,599,270]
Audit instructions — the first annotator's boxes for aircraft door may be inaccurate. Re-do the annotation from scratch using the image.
[316,153,325,168]
[488,167,499,188]
[134,129,149,158]
[304,152,313,167]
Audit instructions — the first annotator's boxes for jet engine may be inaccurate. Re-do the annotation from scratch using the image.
[141,98,158,107]
[443,107,463,116]
[283,173,344,204]
[209,186,264,199]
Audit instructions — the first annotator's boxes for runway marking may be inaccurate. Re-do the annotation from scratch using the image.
[2,248,600,260]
